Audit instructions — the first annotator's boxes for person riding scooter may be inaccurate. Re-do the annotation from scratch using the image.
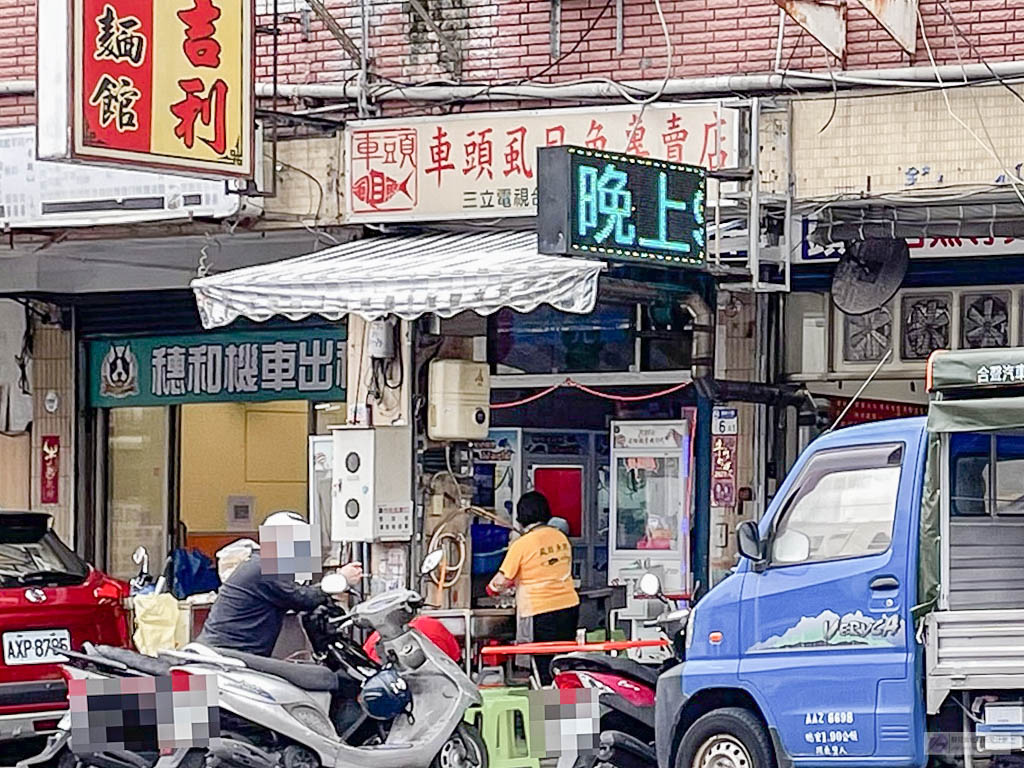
[196,510,363,657]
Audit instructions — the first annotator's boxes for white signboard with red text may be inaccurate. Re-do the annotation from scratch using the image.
[343,104,739,223]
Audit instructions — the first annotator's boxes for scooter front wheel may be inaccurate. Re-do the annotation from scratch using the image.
[430,723,488,768]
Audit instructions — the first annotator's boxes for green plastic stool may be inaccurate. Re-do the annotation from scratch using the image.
[464,686,540,768]
[585,628,627,643]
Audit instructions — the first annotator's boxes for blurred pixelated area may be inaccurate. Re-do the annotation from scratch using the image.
[259,521,321,582]
[68,672,220,753]
[526,689,601,768]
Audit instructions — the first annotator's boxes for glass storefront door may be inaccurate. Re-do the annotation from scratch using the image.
[105,407,170,580]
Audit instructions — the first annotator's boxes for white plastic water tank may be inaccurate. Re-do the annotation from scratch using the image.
[428,359,490,441]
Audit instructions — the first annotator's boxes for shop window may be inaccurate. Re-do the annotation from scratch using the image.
[962,292,1010,349]
[901,293,952,361]
[179,402,310,553]
[491,304,633,374]
[639,303,693,371]
[490,301,693,375]
[842,306,892,363]
[106,407,170,581]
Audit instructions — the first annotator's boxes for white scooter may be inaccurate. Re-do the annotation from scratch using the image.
[21,551,486,768]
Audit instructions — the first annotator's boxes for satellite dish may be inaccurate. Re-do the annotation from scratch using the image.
[831,238,909,316]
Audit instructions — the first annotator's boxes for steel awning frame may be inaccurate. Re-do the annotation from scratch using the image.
[190,230,606,329]
[805,190,1024,244]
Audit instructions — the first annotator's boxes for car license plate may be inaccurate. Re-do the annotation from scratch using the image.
[2,629,71,665]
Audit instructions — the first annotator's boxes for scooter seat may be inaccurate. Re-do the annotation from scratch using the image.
[91,645,173,677]
[551,652,660,689]
[212,648,339,692]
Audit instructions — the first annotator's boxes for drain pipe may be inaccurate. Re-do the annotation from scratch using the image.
[680,292,715,386]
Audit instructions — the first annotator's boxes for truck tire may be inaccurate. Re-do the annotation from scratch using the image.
[676,708,776,768]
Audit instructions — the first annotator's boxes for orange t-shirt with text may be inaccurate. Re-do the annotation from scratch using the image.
[499,525,579,618]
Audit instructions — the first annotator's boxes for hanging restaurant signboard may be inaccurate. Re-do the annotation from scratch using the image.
[343,103,738,223]
[87,328,347,408]
[537,146,707,269]
[37,0,254,179]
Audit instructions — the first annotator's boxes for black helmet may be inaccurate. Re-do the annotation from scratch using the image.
[358,668,412,720]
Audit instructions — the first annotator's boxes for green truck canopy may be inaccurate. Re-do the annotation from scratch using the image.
[919,347,1024,615]
[929,347,1024,395]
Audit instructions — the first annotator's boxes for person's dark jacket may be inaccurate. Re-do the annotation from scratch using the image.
[195,554,331,656]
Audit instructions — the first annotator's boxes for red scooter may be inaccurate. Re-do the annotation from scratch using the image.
[551,576,689,768]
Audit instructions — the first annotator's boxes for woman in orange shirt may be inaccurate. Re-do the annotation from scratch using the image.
[487,491,580,685]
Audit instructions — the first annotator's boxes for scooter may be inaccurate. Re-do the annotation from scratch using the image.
[22,550,486,768]
[163,550,485,768]
[552,573,688,768]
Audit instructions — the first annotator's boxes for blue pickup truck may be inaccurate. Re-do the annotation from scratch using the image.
[656,347,1024,768]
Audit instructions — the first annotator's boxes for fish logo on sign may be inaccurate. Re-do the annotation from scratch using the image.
[352,170,414,210]
[99,343,139,399]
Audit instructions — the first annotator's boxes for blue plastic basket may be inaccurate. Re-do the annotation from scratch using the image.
[472,548,507,575]
[471,523,510,553]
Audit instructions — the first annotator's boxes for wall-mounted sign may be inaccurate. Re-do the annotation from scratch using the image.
[711,435,737,507]
[88,328,347,408]
[41,436,60,505]
[0,128,240,228]
[38,0,254,179]
[538,146,707,268]
[343,103,738,223]
[612,422,689,451]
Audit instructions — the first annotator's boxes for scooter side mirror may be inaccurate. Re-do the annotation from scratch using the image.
[132,546,149,572]
[320,573,350,596]
[421,549,445,575]
[638,572,661,597]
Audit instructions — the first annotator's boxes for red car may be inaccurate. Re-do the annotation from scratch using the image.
[0,511,130,757]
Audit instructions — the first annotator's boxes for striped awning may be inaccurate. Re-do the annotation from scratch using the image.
[191,231,605,328]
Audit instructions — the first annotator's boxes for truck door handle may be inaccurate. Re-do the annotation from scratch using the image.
[869,576,900,590]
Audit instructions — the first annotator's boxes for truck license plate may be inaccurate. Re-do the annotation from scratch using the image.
[3,629,71,665]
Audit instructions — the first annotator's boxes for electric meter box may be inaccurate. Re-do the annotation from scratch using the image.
[428,359,490,441]
[330,426,412,543]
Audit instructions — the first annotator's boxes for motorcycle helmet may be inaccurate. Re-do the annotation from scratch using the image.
[262,510,307,527]
[359,668,412,720]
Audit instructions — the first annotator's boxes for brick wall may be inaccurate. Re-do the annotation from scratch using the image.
[256,0,1024,94]
[4,0,1024,126]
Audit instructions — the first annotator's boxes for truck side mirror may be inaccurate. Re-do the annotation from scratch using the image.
[737,521,764,563]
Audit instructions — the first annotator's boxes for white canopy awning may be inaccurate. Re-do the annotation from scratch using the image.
[191,231,605,328]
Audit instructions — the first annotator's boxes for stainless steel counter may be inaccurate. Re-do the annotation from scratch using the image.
[420,607,517,673]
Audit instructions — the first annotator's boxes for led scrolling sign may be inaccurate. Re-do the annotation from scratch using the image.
[537,146,707,269]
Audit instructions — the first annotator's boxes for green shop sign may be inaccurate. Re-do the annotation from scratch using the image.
[88,328,347,408]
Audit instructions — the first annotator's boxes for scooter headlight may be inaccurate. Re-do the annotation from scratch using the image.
[286,703,335,739]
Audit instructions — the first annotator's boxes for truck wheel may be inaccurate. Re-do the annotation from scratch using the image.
[676,708,775,768]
